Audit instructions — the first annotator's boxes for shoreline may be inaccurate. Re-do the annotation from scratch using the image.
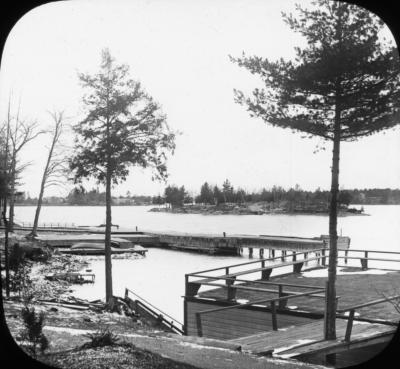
[3,236,320,369]
[148,205,369,217]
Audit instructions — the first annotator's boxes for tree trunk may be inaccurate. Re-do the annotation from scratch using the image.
[325,96,341,341]
[8,158,16,233]
[105,168,113,304]
[2,199,10,297]
[31,119,59,237]
[31,181,45,237]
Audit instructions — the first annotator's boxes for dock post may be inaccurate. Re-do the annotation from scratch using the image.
[321,249,326,266]
[278,285,286,309]
[281,250,286,262]
[249,247,253,258]
[304,252,308,265]
[361,252,369,270]
[345,309,356,341]
[226,277,236,300]
[259,248,264,258]
[271,249,275,258]
[345,250,348,264]
[270,301,278,330]
[195,313,203,337]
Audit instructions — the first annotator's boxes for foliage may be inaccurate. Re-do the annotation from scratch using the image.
[164,185,189,208]
[8,244,33,296]
[19,305,49,357]
[82,328,120,349]
[196,182,214,205]
[70,48,176,186]
[230,0,400,339]
[70,48,176,302]
[9,243,25,272]
[231,1,400,142]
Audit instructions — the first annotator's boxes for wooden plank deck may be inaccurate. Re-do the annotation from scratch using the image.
[229,319,396,357]
[200,269,400,322]
[36,233,135,248]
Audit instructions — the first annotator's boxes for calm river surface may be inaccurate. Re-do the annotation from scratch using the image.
[14,205,400,322]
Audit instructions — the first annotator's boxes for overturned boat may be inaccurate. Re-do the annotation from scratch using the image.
[60,242,148,256]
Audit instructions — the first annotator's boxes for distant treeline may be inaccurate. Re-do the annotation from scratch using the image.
[16,186,152,206]
[158,181,400,208]
[14,182,400,207]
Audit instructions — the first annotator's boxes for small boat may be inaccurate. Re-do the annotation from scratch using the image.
[60,242,148,256]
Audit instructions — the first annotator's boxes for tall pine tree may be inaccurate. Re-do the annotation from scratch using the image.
[70,49,176,304]
[231,0,400,339]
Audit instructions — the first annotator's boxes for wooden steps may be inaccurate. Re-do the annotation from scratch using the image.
[229,319,396,357]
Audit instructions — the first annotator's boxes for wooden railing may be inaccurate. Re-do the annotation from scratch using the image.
[337,249,400,270]
[194,286,329,337]
[125,288,184,335]
[337,294,400,342]
[186,248,400,297]
[185,249,328,299]
[186,247,400,339]
[15,221,77,229]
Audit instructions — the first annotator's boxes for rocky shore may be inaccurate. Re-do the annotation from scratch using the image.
[2,233,325,369]
[149,202,367,216]
[1,237,199,369]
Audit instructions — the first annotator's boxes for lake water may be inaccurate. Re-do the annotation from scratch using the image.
[14,205,400,322]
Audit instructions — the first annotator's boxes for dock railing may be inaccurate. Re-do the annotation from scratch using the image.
[185,248,327,299]
[124,288,184,335]
[186,247,400,338]
[337,249,400,270]
[186,248,400,298]
[337,294,400,342]
[194,286,328,337]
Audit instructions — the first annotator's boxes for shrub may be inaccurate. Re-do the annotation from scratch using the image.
[19,305,49,357]
[82,328,120,349]
[9,243,26,272]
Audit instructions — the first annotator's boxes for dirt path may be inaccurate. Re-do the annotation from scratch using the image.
[4,300,325,369]
[42,325,326,369]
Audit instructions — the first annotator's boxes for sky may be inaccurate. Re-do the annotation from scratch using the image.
[0,0,399,198]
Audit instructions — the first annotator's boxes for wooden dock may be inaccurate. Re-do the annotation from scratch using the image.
[143,230,345,255]
[183,248,400,367]
[36,233,151,248]
[230,319,396,358]
[8,225,350,256]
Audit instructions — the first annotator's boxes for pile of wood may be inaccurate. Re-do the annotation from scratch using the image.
[37,295,139,318]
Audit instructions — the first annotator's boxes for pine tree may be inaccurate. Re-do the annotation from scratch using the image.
[231,0,400,339]
[70,49,176,304]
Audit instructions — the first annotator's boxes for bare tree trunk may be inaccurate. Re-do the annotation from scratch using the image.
[30,112,64,237]
[31,178,46,237]
[2,201,10,297]
[8,156,16,233]
[105,168,113,304]
[325,86,341,340]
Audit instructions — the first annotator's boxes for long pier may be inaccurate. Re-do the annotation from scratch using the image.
[7,225,350,256]
[141,230,350,256]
